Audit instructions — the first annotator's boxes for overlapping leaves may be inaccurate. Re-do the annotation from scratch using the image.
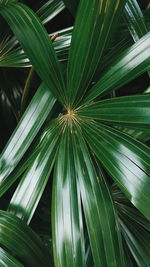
[0,210,51,266]
[52,121,125,267]
[0,0,150,266]
[0,0,65,101]
[80,120,150,220]
[66,0,127,108]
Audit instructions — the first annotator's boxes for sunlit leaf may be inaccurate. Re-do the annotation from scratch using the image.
[78,95,150,130]
[0,247,24,267]
[84,32,150,104]
[8,119,62,224]
[52,125,86,267]
[0,83,55,196]
[124,0,148,42]
[72,126,125,267]
[81,120,150,219]
[37,0,65,24]
[66,0,126,108]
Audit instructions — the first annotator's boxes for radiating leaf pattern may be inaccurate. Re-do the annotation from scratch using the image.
[0,0,150,266]
[66,0,126,108]
[81,120,150,219]
[52,118,125,267]
[72,127,125,267]
[52,124,86,267]
[78,95,150,130]
[0,35,29,68]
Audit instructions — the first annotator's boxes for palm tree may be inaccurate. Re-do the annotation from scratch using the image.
[0,0,150,266]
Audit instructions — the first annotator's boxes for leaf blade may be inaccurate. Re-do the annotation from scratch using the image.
[0,247,24,267]
[72,128,125,267]
[81,121,150,219]
[120,218,150,267]
[52,126,86,267]
[84,32,150,103]
[124,0,148,42]
[37,0,65,25]
[78,95,150,130]
[8,119,61,224]
[0,210,51,267]
[0,2,65,101]
[66,0,126,107]
[0,83,55,196]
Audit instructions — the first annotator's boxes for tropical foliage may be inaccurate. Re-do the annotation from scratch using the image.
[0,0,150,266]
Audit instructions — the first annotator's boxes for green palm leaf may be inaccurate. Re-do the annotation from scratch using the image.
[72,127,125,267]
[0,34,29,68]
[66,0,126,108]
[0,210,51,266]
[124,0,150,79]
[8,119,62,224]
[81,121,150,219]
[120,219,150,267]
[52,27,72,62]
[84,31,150,103]
[0,27,72,68]
[0,1,150,266]
[0,1,65,101]
[0,0,66,68]
[0,247,24,267]
[124,0,148,42]
[0,83,55,196]
[37,0,65,25]
[112,184,150,266]
[52,125,86,267]
[78,95,150,130]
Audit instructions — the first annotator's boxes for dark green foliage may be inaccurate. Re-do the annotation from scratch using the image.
[0,0,150,266]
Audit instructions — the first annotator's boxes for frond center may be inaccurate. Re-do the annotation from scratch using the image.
[63,109,75,119]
